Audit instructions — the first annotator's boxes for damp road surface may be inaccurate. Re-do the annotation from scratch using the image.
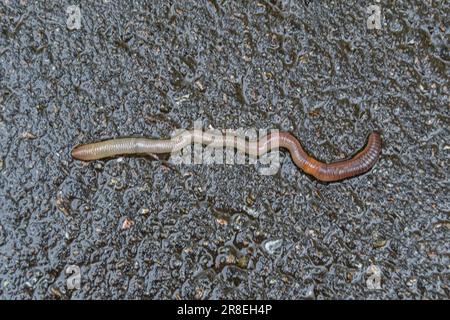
[0,0,449,299]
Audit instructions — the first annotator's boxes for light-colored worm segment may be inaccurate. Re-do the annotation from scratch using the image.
[72,131,381,182]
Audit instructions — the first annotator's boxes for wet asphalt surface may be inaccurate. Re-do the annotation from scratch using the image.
[0,0,449,299]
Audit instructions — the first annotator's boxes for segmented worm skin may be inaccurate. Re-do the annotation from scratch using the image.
[72,131,381,182]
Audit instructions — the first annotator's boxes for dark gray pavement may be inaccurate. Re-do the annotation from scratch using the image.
[0,0,448,299]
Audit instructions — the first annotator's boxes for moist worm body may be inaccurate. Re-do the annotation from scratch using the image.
[72,131,381,182]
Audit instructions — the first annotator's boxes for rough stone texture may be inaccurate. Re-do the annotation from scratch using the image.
[0,0,448,299]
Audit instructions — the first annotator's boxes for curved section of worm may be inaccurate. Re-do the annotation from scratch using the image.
[72,131,381,182]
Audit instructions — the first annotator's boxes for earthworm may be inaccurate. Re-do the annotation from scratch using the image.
[72,131,381,182]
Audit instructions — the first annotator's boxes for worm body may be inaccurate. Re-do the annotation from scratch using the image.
[72,131,381,182]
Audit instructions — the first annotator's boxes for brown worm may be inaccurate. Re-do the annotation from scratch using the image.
[72,131,381,182]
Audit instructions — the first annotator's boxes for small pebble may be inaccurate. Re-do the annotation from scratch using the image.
[216,217,228,226]
[373,239,387,249]
[66,5,81,30]
[264,239,283,254]
[121,217,134,230]
[246,193,256,206]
